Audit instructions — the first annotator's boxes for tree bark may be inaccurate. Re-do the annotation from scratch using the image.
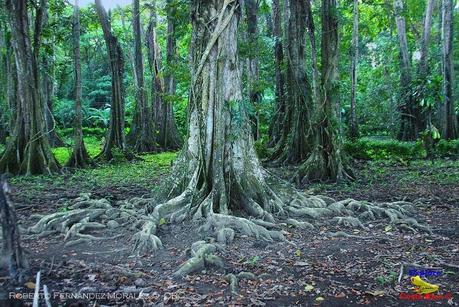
[42,54,64,147]
[94,0,130,160]
[441,0,458,139]
[394,0,419,140]
[145,0,182,151]
[349,0,359,139]
[67,0,90,168]
[268,0,313,165]
[0,0,60,175]
[299,0,350,182]
[152,0,282,224]
[0,178,28,282]
[245,0,262,140]
[417,0,434,78]
[126,0,156,152]
[267,0,286,147]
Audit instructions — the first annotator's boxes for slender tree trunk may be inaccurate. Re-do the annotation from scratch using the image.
[417,0,434,78]
[441,0,458,139]
[145,0,182,151]
[94,0,130,160]
[299,0,350,182]
[42,54,64,147]
[349,0,359,139]
[305,0,320,107]
[0,0,60,175]
[245,0,262,140]
[394,0,419,140]
[268,0,286,147]
[269,0,313,165]
[126,0,156,152]
[41,6,63,147]
[5,29,17,133]
[67,0,90,168]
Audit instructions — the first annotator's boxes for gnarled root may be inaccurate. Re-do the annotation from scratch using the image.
[201,213,285,242]
[173,241,224,278]
[132,221,162,253]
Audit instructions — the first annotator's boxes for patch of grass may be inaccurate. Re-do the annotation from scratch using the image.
[53,136,102,165]
[10,151,177,195]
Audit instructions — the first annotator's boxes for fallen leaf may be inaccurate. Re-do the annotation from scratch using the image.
[295,250,302,257]
[24,282,35,289]
[384,225,392,232]
[304,284,314,292]
[365,290,385,296]
[315,296,324,302]
[294,261,308,267]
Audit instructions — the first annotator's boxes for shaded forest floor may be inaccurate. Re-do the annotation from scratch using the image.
[0,154,458,306]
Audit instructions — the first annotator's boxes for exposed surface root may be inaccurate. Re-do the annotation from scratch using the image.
[28,173,429,257]
[28,193,156,248]
[173,241,224,278]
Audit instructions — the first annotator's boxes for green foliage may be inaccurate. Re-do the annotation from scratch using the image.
[345,138,425,160]
[436,139,459,158]
[345,138,459,161]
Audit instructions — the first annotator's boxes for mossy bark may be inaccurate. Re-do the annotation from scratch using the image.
[94,0,130,161]
[67,0,90,168]
[268,0,313,165]
[126,0,156,153]
[145,0,182,151]
[298,0,350,183]
[0,0,60,175]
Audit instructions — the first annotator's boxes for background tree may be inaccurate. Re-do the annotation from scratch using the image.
[441,0,458,139]
[349,0,359,139]
[267,0,285,147]
[245,0,262,140]
[146,0,182,151]
[269,0,314,166]
[394,0,419,141]
[94,0,129,160]
[67,0,90,168]
[299,0,350,182]
[126,0,156,152]
[0,0,60,175]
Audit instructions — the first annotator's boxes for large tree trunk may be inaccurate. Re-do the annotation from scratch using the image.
[268,0,313,166]
[441,0,458,139]
[131,0,287,252]
[67,0,90,168]
[0,178,28,282]
[349,0,359,139]
[394,0,419,141]
[145,0,182,151]
[0,0,60,175]
[244,0,262,140]
[126,0,156,152]
[299,0,350,182]
[267,0,286,147]
[94,0,130,161]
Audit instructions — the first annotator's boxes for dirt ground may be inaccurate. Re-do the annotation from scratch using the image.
[0,158,458,306]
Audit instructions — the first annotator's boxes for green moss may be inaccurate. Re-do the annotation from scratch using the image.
[10,151,177,195]
[52,136,102,165]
